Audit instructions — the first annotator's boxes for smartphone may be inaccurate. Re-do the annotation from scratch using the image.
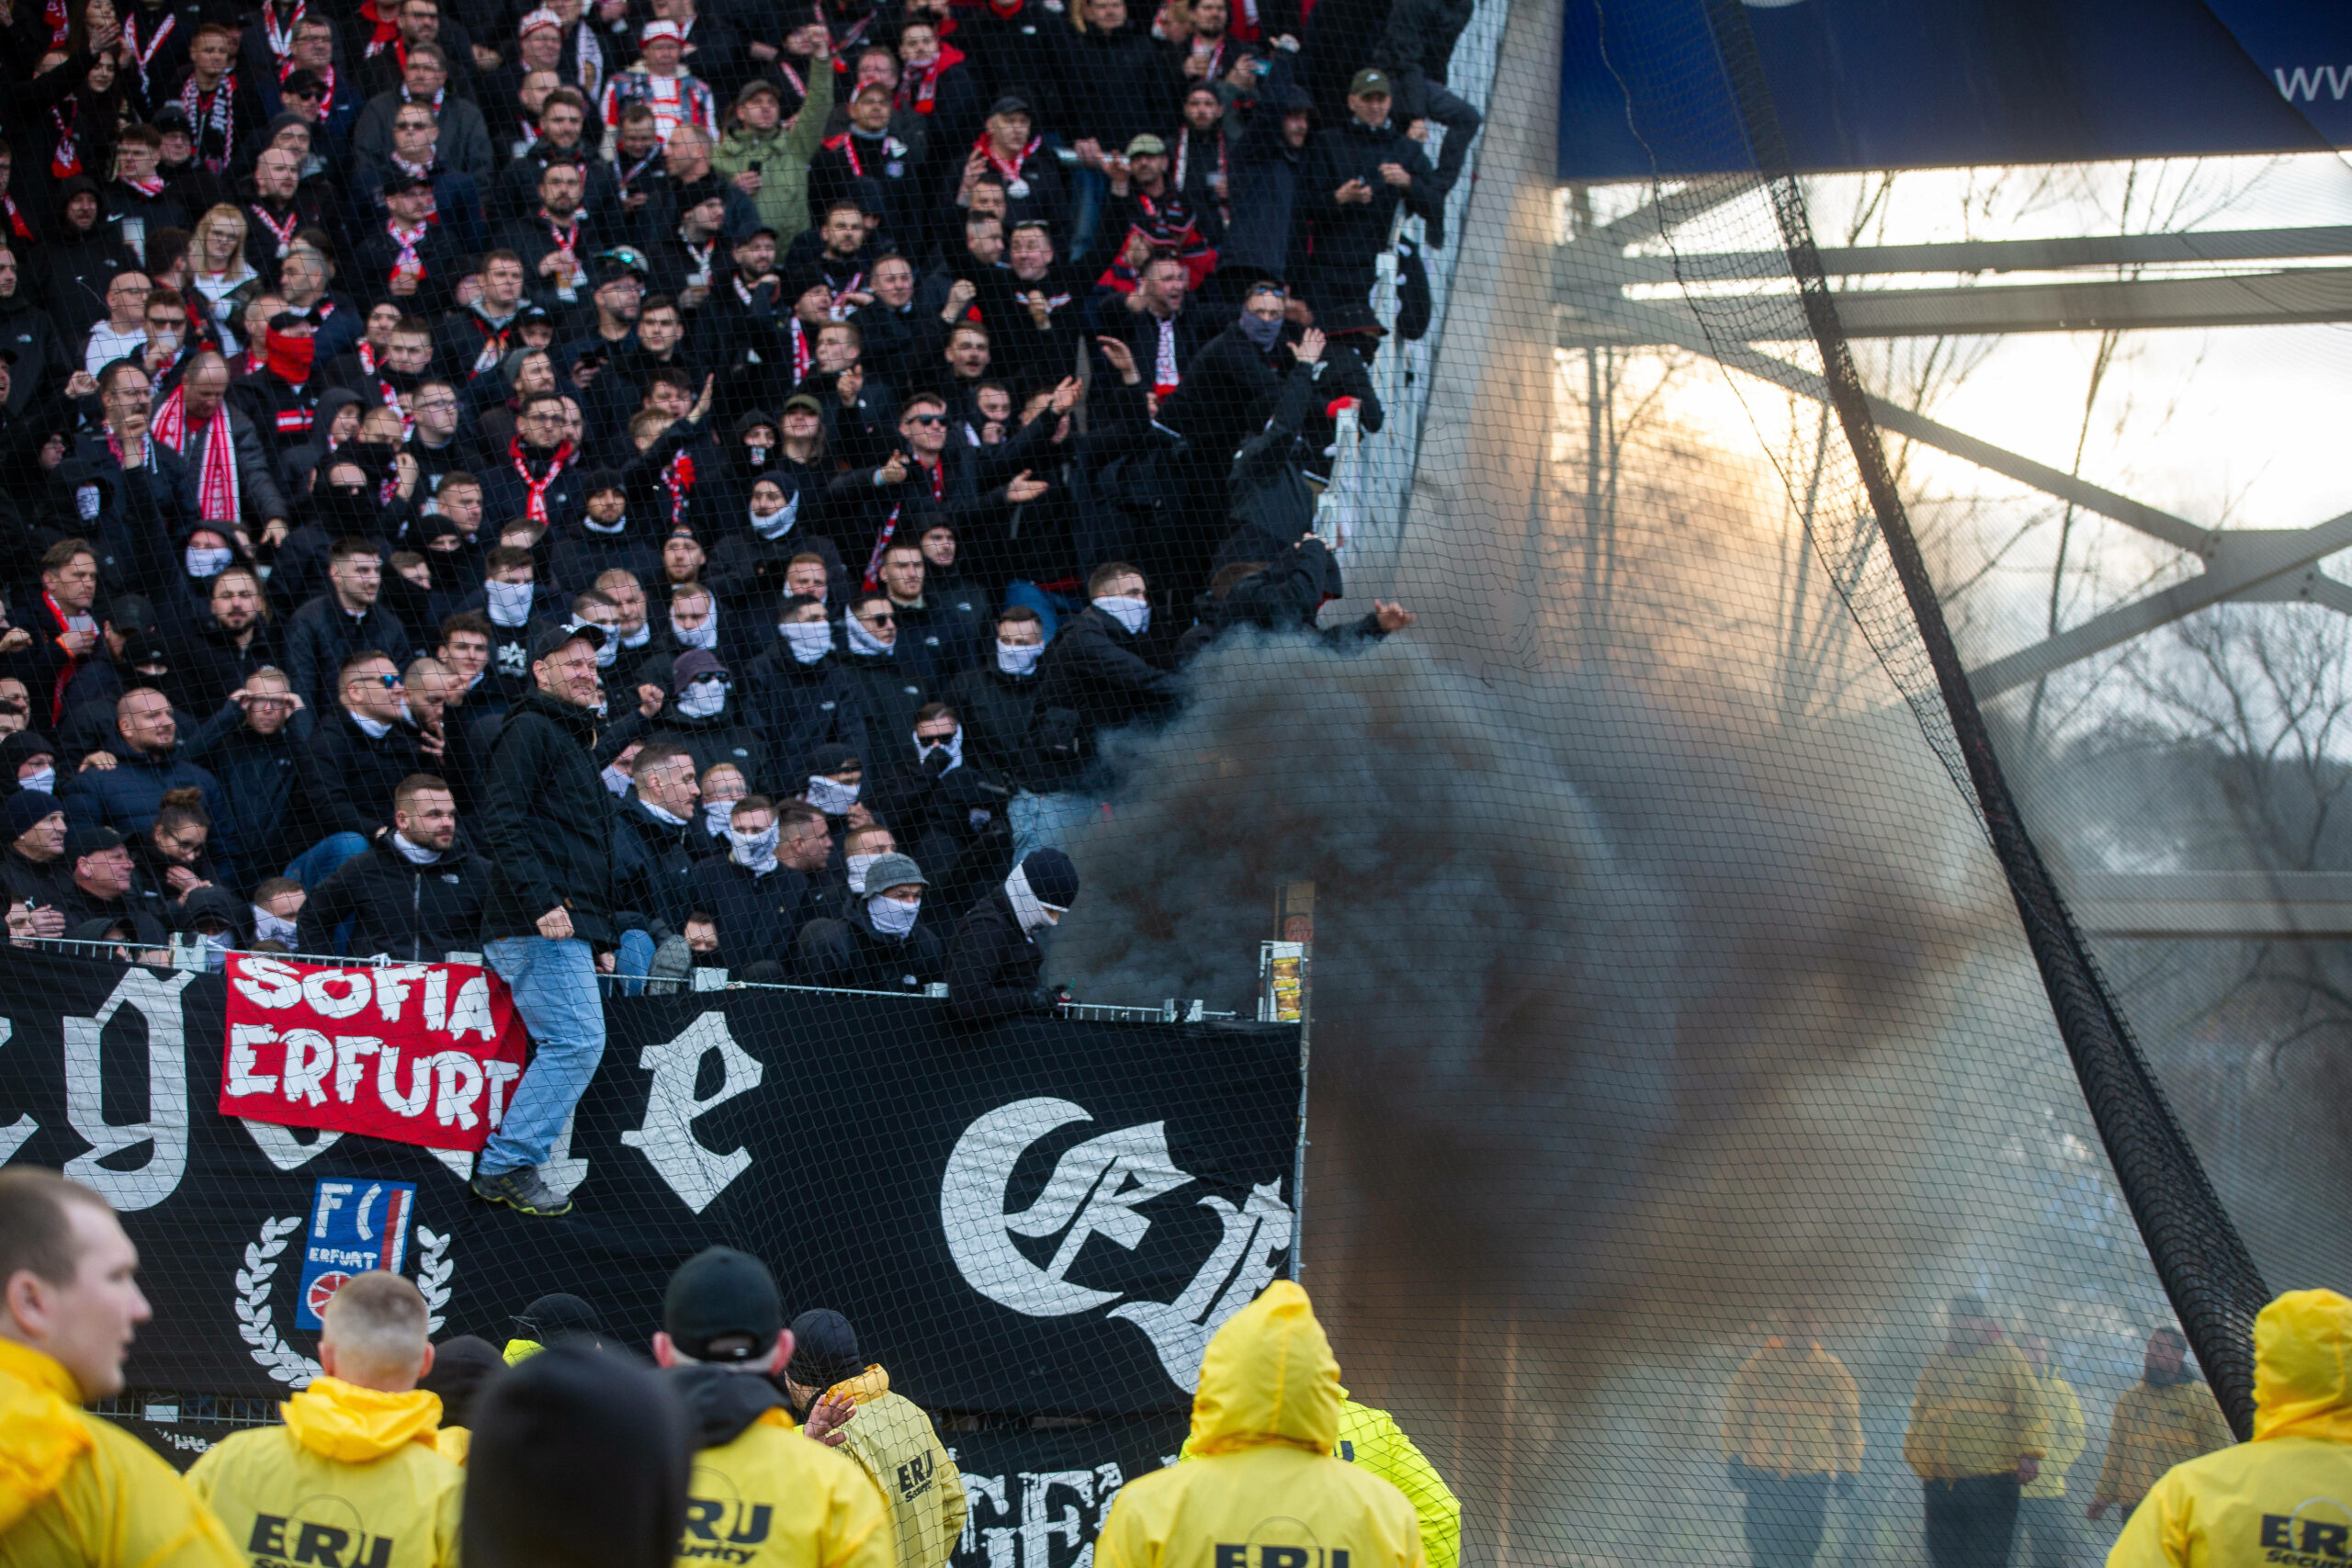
[748,160,764,175]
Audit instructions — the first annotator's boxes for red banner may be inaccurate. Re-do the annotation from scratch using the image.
[219,955,533,1152]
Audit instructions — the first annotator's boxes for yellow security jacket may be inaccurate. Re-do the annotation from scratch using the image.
[0,1337,243,1568]
[1096,1282,1427,1568]
[2091,1379,2235,1510]
[673,1400,893,1568]
[1722,1340,1864,1481]
[186,1377,461,1568]
[2106,1290,2352,1568]
[2024,1372,2086,1500]
[1904,1338,2049,1482]
[817,1368,966,1568]
[1176,1395,1461,1568]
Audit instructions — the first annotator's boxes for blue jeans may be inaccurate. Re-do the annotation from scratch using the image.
[284,832,369,887]
[1008,791,1102,862]
[1003,580,1082,643]
[612,929,657,997]
[480,935,605,1177]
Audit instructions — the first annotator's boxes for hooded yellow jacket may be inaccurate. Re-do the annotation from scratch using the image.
[185,1377,462,1568]
[1097,1283,1427,1568]
[2024,1372,2086,1500]
[672,1395,893,1568]
[1176,1395,1462,1568]
[2092,1378,2235,1510]
[1723,1340,1864,1481]
[817,1368,966,1568]
[1905,1338,2050,1482]
[2106,1290,2352,1568]
[0,1338,243,1568]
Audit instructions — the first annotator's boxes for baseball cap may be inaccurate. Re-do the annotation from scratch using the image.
[381,169,432,197]
[1125,133,1166,157]
[1350,68,1392,96]
[781,392,824,417]
[66,825,125,860]
[279,67,324,96]
[671,649,729,690]
[662,1247,782,1363]
[528,622,605,663]
[987,94,1032,118]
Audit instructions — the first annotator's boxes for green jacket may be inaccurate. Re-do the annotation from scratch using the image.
[712,64,834,246]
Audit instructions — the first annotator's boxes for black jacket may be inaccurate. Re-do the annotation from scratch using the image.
[689,852,821,972]
[661,694,767,793]
[1372,0,1476,109]
[742,644,869,785]
[476,686,621,945]
[296,833,493,961]
[1300,118,1437,288]
[281,594,414,712]
[835,649,929,762]
[185,700,312,877]
[945,885,1048,1022]
[162,614,279,717]
[796,897,945,992]
[1061,25,1179,156]
[611,794,701,942]
[1027,604,1182,786]
[944,661,1040,789]
[300,707,429,844]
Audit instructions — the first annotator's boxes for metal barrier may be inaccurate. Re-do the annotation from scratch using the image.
[5,936,1233,1021]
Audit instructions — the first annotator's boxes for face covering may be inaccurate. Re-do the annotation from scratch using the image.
[263,326,317,383]
[186,544,232,578]
[745,440,771,467]
[781,620,834,664]
[728,820,779,874]
[252,905,299,945]
[1238,308,1283,350]
[844,615,892,658]
[1093,594,1150,636]
[806,773,859,816]
[577,621,618,667]
[996,638,1045,676]
[19,765,56,795]
[601,761,634,795]
[1005,862,1062,933]
[915,725,964,773]
[672,609,719,650]
[845,851,880,894]
[866,893,921,937]
[749,492,799,540]
[676,675,729,718]
[702,797,738,836]
[200,930,234,971]
[485,578,535,626]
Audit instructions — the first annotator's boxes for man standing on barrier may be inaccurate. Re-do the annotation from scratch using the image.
[472,622,619,1219]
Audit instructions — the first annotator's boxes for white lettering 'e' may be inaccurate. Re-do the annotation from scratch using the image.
[227,1023,281,1097]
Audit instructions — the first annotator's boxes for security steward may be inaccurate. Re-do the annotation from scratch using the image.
[650,1248,894,1568]
[189,1273,463,1568]
[782,1311,967,1568]
[0,1168,243,1568]
[2108,1290,2352,1568]
[1098,1281,1427,1568]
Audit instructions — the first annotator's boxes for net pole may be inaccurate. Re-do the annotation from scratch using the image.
[1690,0,2273,1435]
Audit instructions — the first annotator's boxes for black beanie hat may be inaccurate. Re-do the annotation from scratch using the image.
[785,1309,864,1392]
[463,1344,691,1568]
[1020,847,1080,910]
[419,1335,505,1429]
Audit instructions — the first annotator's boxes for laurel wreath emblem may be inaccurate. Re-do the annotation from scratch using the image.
[235,1216,458,1382]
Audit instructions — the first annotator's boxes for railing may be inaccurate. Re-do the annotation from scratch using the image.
[1321,0,1510,575]
[7,936,1236,1021]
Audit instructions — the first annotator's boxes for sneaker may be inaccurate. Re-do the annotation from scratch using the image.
[1423,203,1447,252]
[471,1165,573,1217]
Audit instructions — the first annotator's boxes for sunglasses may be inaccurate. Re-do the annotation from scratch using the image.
[861,612,898,626]
[906,412,946,426]
[353,672,403,689]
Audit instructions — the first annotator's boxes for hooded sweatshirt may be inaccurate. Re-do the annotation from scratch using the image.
[0,1337,243,1568]
[663,1366,894,1568]
[806,1366,967,1568]
[2109,1290,2352,1568]
[1098,1282,1426,1568]
[187,1375,462,1568]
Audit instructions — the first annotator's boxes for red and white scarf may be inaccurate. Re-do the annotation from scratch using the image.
[42,0,67,46]
[121,174,167,199]
[261,0,304,63]
[661,450,695,526]
[179,72,239,173]
[975,131,1039,189]
[3,193,35,243]
[151,386,241,522]
[860,462,940,587]
[894,42,965,114]
[386,219,429,276]
[1152,316,1180,401]
[250,201,301,257]
[49,102,81,179]
[509,437,575,523]
[124,11,177,99]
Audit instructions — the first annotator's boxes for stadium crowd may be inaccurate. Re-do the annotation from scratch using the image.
[0,0,1435,1209]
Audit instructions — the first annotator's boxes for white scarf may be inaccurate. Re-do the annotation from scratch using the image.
[866,893,921,937]
[672,606,719,649]
[781,621,834,663]
[914,725,964,773]
[485,577,535,626]
[996,638,1045,675]
[1094,594,1150,635]
[252,906,300,944]
[805,773,860,815]
[1005,862,1058,932]
[639,797,690,826]
[749,493,799,539]
[844,615,892,657]
[728,821,778,874]
[390,832,442,864]
[677,676,729,718]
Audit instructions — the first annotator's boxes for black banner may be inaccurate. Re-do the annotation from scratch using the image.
[0,950,1301,1416]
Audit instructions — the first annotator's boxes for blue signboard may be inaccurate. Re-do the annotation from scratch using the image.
[294,1179,417,1330]
[1559,0,2349,181]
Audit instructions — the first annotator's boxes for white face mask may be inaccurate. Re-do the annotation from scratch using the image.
[866,893,921,937]
[186,545,232,578]
[728,820,779,873]
[996,637,1045,676]
[845,851,881,893]
[1093,594,1150,635]
[750,492,799,539]
[702,797,739,835]
[915,726,963,772]
[485,577,535,626]
[252,906,299,944]
[601,761,634,795]
[844,615,893,658]
[585,624,618,666]
[672,609,719,649]
[677,675,729,718]
[806,773,860,816]
[200,930,234,970]
[781,620,834,664]
[18,765,56,795]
